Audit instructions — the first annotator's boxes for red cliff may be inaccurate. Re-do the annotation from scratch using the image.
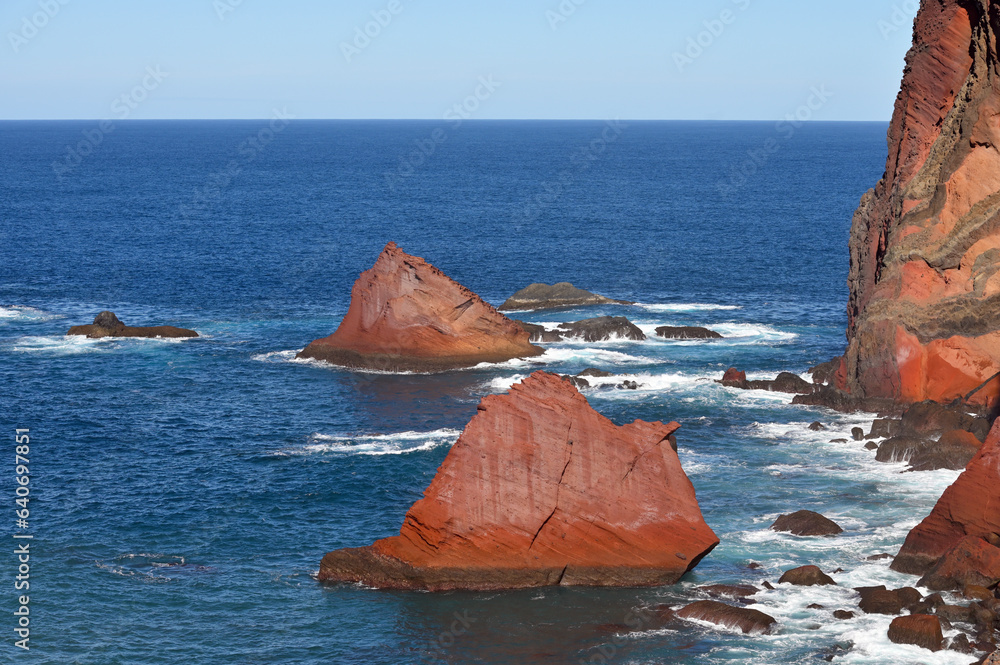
[893,419,1000,576]
[298,243,542,372]
[844,0,1000,409]
[318,372,719,591]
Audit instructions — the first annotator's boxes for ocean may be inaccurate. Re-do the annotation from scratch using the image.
[0,120,972,664]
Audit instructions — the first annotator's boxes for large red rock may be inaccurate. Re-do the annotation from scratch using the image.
[298,243,543,372]
[893,420,1000,575]
[918,536,1000,590]
[843,0,1000,409]
[318,372,719,591]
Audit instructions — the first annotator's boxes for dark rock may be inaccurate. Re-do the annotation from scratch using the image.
[578,368,612,378]
[807,603,825,610]
[499,283,633,312]
[908,430,984,472]
[911,593,946,614]
[67,311,199,339]
[747,372,815,395]
[938,604,977,624]
[618,381,640,390]
[968,585,997,602]
[560,375,590,390]
[515,321,564,343]
[817,642,853,662]
[865,442,879,451]
[771,510,843,537]
[655,326,722,340]
[746,562,763,570]
[887,615,944,652]
[675,600,777,635]
[866,553,893,561]
[557,316,645,342]
[946,633,976,654]
[762,581,775,590]
[852,427,866,441]
[856,586,923,615]
[900,401,991,442]
[809,358,843,385]
[833,610,855,620]
[830,438,849,444]
[809,422,826,431]
[867,418,900,439]
[791,385,901,414]
[696,584,760,602]
[778,565,836,586]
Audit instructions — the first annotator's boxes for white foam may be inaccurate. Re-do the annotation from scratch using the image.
[252,349,301,363]
[8,335,106,355]
[633,303,742,312]
[276,429,462,457]
[0,305,55,323]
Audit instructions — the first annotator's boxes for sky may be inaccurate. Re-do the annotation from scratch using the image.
[0,0,920,121]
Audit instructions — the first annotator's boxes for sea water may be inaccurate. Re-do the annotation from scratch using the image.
[0,120,970,664]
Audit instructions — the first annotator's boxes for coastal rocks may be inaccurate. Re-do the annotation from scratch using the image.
[297,243,543,372]
[770,511,844,537]
[779,565,836,587]
[856,585,923,615]
[888,615,944,652]
[718,370,816,395]
[66,311,198,339]
[696,584,760,603]
[893,421,1000,576]
[722,368,747,385]
[918,537,1000,591]
[515,317,646,343]
[841,0,1000,410]
[499,283,632,312]
[877,429,982,471]
[675,600,777,635]
[655,326,722,340]
[318,372,719,591]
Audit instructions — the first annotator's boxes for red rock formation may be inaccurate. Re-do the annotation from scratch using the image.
[298,243,542,372]
[844,0,1000,409]
[318,372,719,591]
[918,535,1000,590]
[893,420,1000,575]
[887,615,944,652]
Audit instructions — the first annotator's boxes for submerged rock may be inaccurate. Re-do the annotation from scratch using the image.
[297,243,542,372]
[778,565,836,587]
[893,421,1000,576]
[676,600,776,635]
[770,510,843,537]
[499,282,632,312]
[655,326,722,340]
[696,584,760,603]
[557,316,646,342]
[318,372,718,591]
[67,311,198,339]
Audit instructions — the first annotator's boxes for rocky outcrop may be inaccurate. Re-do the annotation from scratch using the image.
[318,372,719,591]
[298,243,543,372]
[770,510,844,537]
[893,420,1000,575]
[499,283,632,312]
[676,600,777,635]
[842,0,1000,410]
[876,429,982,470]
[66,311,198,339]
[515,317,646,343]
[856,585,923,615]
[779,565,836,586]
[655,326,723,340]
[919,536,1000,591]
[719,370,816,395]
[888,615,944,652]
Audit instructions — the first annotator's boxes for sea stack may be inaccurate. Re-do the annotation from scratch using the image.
[319,372,719,591]
[841,0,1000,409]
[297,243,543,372]
[66,311,198,339]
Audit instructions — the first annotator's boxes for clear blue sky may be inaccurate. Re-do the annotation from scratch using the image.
[0,0,919,120]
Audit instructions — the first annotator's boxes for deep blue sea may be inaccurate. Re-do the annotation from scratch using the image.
[0,121,973,664]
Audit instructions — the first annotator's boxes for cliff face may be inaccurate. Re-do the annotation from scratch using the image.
[845,0,1000,409]
[318,372,719,591]
[298,243,542,372]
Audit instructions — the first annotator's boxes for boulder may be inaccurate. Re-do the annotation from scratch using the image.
[841,0,1000,410]
[318,372,719,591]
[893,421,1000,575]
[721,368,747,385]
[557,316,645,342]
[852,427,865,441]
[918,536,1000,591]
[696,584,760,602]
[67,311,198,339]
[809,422,826,431]
[856,585,923,615]
[578,368,612,378]
[908,430,983,472]
[937,604,977,624]
[514,321,563,343]
[770,510,843,537]
[779,565,836,586]
[297,243,543,372]
[833,610,855,620]
[499,282,632,312]
[675,600,776,635]
[867,418,900,439]
[887,615,943,652]
[655,326,723,340]
[742,373,815,395]
[900,402,991,442]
